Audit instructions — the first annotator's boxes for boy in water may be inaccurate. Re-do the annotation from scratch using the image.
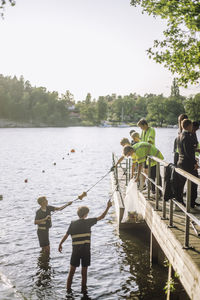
[58,200,112,294]
[35,193,86,253]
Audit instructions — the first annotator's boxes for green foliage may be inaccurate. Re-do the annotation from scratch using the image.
[130,0,200,87]
[0,0,15,17]
[1,74,199,127]
[164,277,176,294]
[185,93,200,120]
[0,74,70,126]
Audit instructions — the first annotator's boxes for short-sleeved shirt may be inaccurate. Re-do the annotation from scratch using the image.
[35,205,55,230]
[132,142,164,167]
[141,127,155,145]
[67,218,97,247]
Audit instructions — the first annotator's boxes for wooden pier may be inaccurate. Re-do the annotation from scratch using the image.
[111,155,200,300]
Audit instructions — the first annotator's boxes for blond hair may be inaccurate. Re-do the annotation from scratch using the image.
[77,206,89,218]
[37,196,46,206]
[131,132,140,141]
[120,138,130,146]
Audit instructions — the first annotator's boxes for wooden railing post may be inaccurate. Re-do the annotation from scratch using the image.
[125,159,128,186]
[184,179,191,248]
[148,157,151,200]
[155,162,160,210]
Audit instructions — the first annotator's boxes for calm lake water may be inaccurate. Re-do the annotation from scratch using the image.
[0,127,199,300]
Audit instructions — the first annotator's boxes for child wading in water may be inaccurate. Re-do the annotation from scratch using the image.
[35,193,86,253]
[58,199,112,294]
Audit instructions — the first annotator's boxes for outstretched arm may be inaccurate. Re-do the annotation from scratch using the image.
[97,200,112,221]
[54,192,87,211]
[58,233,69,253]
[54,201,73,211]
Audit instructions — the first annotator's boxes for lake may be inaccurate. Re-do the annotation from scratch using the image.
[0,127,198,300]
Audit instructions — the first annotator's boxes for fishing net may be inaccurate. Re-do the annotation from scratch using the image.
[121,180,144,223]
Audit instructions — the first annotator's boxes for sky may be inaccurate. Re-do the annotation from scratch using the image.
[0,0,199,101]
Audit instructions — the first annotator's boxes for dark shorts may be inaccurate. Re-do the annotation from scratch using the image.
[70,244,91,267]
[37,229,49,248]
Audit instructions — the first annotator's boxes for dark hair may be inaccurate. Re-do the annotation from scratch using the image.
[192,121,199,130]
[123,145,134,156]
[137,118,148,126]
[129,129,135,136]
[178,114,188,132]
[182,119,192,130]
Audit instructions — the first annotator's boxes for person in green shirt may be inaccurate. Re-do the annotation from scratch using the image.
[137,119,155,145]
[123,142,164,193]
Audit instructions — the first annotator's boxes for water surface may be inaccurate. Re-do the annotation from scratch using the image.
[0,127,195,299]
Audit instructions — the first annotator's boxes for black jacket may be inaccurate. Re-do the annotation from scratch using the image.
[163,163,179,201]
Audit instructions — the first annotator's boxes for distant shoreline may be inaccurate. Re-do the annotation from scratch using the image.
[0,119,178,129]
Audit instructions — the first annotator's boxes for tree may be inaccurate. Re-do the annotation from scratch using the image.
[170,78,180,98]
[130,0,200,87]
[0,0,15,17]
[97,96,108,122]
[146,95,167,126]
[185,93,200,121]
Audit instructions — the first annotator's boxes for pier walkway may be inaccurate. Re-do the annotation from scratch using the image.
[111,154,200,300]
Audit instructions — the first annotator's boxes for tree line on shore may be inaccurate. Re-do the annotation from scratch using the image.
[0,74,200,127]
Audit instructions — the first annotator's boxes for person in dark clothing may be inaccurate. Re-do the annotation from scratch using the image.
[192,121,200,150]
[35,196,74,253]
[58,200,112,294]
[176,119,199,208]
[173,114,188,166]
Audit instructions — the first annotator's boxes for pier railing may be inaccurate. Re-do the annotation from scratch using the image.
[141,157,200,249]
[112,152,200,248]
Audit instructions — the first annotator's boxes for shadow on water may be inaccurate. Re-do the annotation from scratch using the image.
[118,227,168,300]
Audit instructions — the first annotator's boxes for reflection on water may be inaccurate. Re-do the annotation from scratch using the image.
[35,252,52,288]
[118,228,167,300]
[0,127,194,299]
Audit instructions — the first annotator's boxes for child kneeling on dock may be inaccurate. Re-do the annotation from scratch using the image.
[58,200,112,294]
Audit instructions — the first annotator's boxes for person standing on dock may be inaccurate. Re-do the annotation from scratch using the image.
[58,200,112,294]
[173,114,188,166]
[137,119,156,186]
[35,196,73,253]
[176,119,199,208]
[123,142,164,192]
[137,119,155,145]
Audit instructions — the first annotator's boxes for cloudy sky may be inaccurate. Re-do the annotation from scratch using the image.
[0,0,199,100]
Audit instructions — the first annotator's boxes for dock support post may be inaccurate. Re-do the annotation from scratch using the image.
[150,232,165,267]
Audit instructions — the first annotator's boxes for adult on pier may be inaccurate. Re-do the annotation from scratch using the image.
[137,119,155,145]
[176,119,199,208]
